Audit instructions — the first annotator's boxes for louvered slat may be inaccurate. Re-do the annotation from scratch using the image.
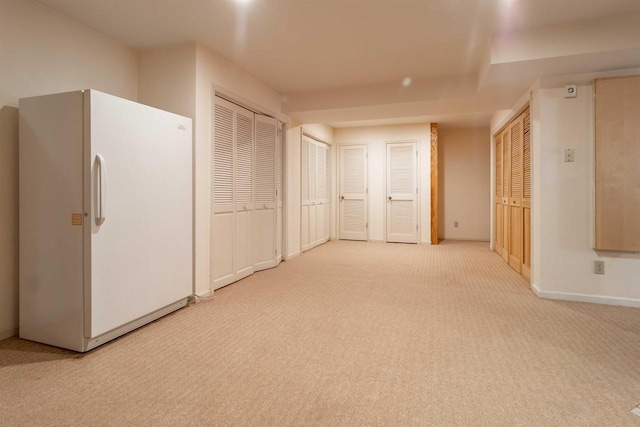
[390,145,413,194]
[214,104,234,205]
[343,147,365,194]
[343,200,364,232]
[309,143,317,201]
[496,137,502,198]
[276,124,282,203]
[510,120,522,198]
[523,122,531,199]
[390,201,414,234]
[302,139,309,202]
[255,120,275,203]
[502,131,510,197]
[317,145,325,200]
[236,112,253,204]
[326,146,331,202]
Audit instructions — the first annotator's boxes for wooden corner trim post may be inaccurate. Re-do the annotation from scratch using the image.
[430,123,438,245]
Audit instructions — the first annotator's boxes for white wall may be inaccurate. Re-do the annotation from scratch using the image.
[0,0,139,339]
[438,128,491,241]
[534,83,640,304]
[492,75,640,306]
[333,123,431,243]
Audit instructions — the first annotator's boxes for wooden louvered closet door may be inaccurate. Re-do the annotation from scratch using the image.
[494,106,531,281]
[494,134,504,256]
[521,109,531,280]
[501,127,511,263]
[508,113,524,272]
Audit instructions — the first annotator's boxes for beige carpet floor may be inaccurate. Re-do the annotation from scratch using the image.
[1,240,640,426]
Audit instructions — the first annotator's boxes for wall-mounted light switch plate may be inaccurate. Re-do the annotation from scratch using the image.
[594,260,605,275]
[564,148,575,162]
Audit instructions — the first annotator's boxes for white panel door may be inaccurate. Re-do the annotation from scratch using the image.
[253,114,277,271]
[88,91,192,338]
[234,107,254,280]
[212,98,235,289]
[386,142,418,244]
[315,144,326,245]
[339,145,368,241]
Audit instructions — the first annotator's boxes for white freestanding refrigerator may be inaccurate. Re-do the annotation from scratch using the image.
[19,90,193,352]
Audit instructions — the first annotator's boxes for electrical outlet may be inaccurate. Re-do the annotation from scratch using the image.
[454,221,459,228]
[594,260,605,275]
[564,148,575,162]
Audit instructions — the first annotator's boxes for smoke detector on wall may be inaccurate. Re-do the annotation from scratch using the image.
[565,85,577,98]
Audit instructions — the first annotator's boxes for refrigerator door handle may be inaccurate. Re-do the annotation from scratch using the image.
[96,154,107,225]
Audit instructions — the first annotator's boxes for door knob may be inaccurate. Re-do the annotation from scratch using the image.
[340,196,344,200]
[388,196,392,200]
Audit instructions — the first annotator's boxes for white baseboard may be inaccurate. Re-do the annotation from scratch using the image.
[369,239,385,243]
[286,251,301,261]
[0,326,18,341]
[531,283,640,308]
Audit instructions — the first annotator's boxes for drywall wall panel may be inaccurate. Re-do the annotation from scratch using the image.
[0,1,138,107]
[536,84,640,300]
[0,107,19,340]
[0,0,138,338]
[439,128,491,241]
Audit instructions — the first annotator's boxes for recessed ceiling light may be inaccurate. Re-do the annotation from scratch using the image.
[235,0,253,3]
[402,77,412,87]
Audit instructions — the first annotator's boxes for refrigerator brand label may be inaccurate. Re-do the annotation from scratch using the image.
[71,213,83,226]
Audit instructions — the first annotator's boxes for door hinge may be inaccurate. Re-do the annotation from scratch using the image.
[366,188,368,194]
[366,223,369,229]
[275,249,277,255]
[416,188,418,194]
[416,151,418,157]
[416,224,419,230]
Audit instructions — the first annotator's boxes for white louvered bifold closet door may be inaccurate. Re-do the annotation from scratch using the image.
[315,144,326,246]
[234,108,254,281]
[339,145,368,241]
[212,97,235,289]
[386,142,418,244]
[301,137,310,251]
[301,136,331,252]
[309,142,318,247]
[211,96,254,290]
[253,114,277,271]
[276,122,283,265]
